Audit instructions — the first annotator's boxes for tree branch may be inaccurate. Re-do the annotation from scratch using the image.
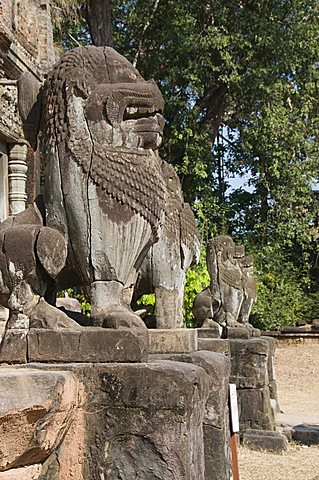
[133,0,160,67]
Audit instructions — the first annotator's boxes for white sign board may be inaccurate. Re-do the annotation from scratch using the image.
[229,383,240,433]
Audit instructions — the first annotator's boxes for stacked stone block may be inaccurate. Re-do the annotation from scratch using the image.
[229,337,275,432]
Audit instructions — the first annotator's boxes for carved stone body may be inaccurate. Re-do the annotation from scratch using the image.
[193,236,260,338]
[0,46,200,333]
[15,45,168,330]
[132,161,200,328]
[238,255,257,325]
[237,254,260,336]
[207,236,244,329]
[0,200,78,331]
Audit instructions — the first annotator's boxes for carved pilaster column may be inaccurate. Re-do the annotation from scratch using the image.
[8,141,28,215]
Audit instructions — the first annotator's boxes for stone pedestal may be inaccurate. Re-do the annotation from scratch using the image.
[0,361,210,479]
[242,429,288,452]
[0,328,149,364]
[197,326,221,339]
[153,351,232,480]
[229,337,275,433]
[197,337,230,356]
[148,328,197,354]
[227,326,250,339]
[262,335,280,413]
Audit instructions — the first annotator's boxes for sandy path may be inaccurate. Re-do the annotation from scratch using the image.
[238,343,319,480]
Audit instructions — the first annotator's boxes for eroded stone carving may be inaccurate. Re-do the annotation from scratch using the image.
[2,45,166,332]
[131,161,200,329]
[41,46,166,329]
[0,200,78,333]
[238,255,257,325]
[193,236,259,338]
[208,236,244,329]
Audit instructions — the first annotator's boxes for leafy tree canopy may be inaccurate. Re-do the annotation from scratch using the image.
[51,0,319,329]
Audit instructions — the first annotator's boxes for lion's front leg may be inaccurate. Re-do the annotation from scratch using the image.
[89,280,146,329]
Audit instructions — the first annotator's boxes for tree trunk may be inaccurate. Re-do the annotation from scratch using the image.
[83,0,113,47]
[200,84,229,147]
[259,156,270,246]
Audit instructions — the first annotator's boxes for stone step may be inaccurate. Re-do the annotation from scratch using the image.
[277,413,319,445]
[242,429,288,453]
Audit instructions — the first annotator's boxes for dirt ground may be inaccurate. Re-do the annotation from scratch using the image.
[238,343,319,480]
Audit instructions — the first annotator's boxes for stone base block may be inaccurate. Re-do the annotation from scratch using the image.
[237,387,274,432]
[204,425,230,480]
[198,338,230,356]
[229,338,269,389]
[82,360,208,479]
[197,327,220,339]
[0,329,27,364]
[242,429,288,453]
[27,328,149,363]
[262,336,280,411]
[19,360,209,479]
[227,326,250,339]
[292,424,319,445]
[148,328,197,354]
[152,351,232,480]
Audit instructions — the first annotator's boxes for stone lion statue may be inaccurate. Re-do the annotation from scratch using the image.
[0,45,198,335]
[2,46,170,330]
[193,235,259,337]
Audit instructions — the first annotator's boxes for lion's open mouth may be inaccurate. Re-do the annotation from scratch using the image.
[123,110,164,136]
[123,106,162,121]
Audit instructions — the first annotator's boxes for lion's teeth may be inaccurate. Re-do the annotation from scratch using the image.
[126,107,139,114]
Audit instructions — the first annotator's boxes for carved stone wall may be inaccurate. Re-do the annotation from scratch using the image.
[0,0,54,218]
[0,80,23,141]
[0,0,54,81]
[0,0,54,333]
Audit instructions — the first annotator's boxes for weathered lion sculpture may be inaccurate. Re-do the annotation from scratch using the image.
[0,45,198,334]
[193,235,259,337]
[131,161,200,329]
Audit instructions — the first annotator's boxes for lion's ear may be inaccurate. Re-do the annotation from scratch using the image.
[17,72,43,151]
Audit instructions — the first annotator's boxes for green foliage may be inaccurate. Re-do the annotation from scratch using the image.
[62,288,91,316]
[51,1,319,330]
[251,277,304,332]
[52,0,90,50]
[183,249,210,327]
[249,245,317,331]
[136,293,155,315]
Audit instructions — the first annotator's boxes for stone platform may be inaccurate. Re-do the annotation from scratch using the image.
[0,358,212,479]
[152,351,232,480]
[229,337,275,433]
[263,331,319,346]
[0,328,149,363]
[148,328,197,354]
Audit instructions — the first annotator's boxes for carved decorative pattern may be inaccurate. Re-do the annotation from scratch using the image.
[160,160,198,252]
[90,149,166,232]
[219,265,242,290]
